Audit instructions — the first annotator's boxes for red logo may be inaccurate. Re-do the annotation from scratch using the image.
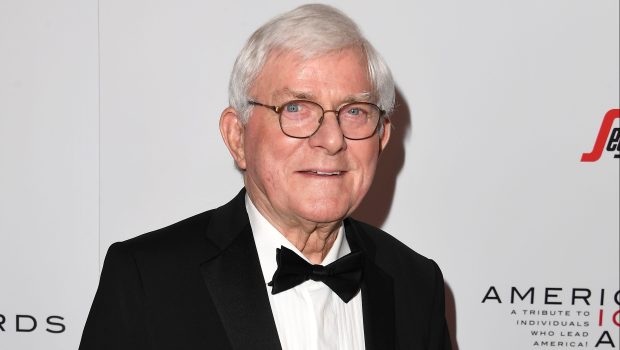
[581,109,620,162]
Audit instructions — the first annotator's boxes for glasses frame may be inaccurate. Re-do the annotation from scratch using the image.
[248,99,386,140]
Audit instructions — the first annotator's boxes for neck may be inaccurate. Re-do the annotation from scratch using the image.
[281,222,341,264]
[247,191,343,264]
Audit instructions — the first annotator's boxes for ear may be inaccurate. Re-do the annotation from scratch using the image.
[378,118,392,154]
[219,107,247,170]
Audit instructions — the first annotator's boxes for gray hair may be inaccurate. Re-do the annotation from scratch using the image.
[228,4,395,123]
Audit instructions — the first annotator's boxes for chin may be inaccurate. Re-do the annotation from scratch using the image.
[297,199,353,224]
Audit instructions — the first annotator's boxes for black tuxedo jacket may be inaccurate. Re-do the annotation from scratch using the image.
[79,189,451,349]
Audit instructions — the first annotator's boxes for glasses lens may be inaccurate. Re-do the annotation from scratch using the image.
[338,103,381,139]
[280,100,323,137]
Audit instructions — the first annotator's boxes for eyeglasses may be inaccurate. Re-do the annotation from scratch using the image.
[248,99,385,140]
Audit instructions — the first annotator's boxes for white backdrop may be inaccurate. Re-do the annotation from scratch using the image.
[1,1,618,349]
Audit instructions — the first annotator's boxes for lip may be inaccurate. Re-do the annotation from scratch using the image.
[298,169,346,176]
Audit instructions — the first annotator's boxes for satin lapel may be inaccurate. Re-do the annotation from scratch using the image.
[200,190,282,350]
[345,219,396,350]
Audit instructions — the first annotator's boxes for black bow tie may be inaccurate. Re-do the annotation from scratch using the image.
[268,246,365,303]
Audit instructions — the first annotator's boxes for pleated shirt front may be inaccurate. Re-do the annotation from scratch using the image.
[246,195,366,350]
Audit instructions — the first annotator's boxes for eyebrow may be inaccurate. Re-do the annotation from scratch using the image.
[271,88,373,105]
[341,92,372,104]
[272,88,315,102]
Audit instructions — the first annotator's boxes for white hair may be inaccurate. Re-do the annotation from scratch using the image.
[228,4,396,123]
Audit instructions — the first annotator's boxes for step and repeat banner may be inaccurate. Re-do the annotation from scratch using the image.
[1,0,618,349]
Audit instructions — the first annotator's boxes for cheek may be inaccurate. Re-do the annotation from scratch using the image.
[360,140,381,167]
[354,144,381,191]
[244,125,296,188]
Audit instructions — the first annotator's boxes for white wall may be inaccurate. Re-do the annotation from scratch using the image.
[1,1,618,349]
[0,0,99,348]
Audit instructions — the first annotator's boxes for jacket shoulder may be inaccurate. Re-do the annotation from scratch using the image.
[348,219,442,282]
[117,209,216,254]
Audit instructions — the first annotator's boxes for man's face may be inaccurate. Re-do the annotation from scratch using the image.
[231,48,390,229]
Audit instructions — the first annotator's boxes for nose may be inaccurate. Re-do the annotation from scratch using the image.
[308,111,347,154]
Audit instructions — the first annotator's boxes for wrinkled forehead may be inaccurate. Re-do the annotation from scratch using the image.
[264,45,368,71]
[271,88,372,104]
[251,47,375,101]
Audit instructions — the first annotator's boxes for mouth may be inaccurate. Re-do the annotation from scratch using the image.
[301,170,344,176]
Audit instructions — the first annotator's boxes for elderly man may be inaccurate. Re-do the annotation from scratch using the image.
[80,4,451,350]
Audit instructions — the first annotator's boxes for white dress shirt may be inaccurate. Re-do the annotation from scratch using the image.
[246,195,366,350]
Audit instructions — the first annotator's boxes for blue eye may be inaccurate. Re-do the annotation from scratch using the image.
[348,108,360,115]
[286,104,300,113]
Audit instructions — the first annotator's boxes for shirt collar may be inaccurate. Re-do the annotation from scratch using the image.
[245,193,350,285]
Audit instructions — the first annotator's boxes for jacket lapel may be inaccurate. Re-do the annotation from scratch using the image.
[198,191,395,350]
[199,190,282,350]
[345,219,396,350]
